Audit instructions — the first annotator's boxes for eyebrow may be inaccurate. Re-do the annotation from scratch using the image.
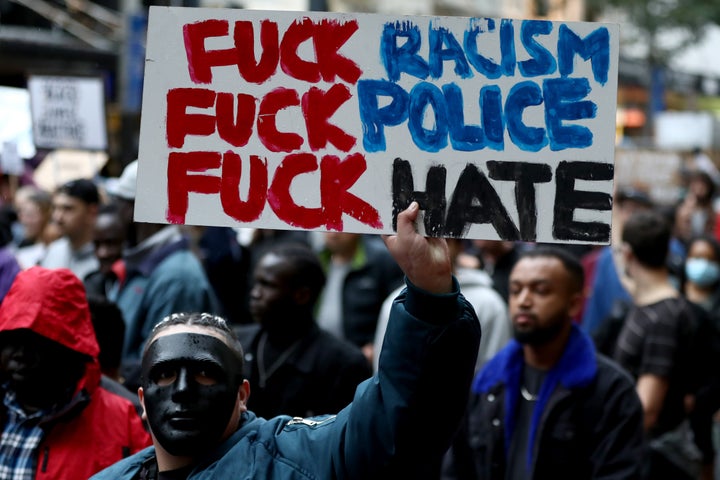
[148,356,225,369]
[509,278,552,287]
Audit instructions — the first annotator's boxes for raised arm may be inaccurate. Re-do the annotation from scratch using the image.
[275,202,481,479]
[340,203,481,478]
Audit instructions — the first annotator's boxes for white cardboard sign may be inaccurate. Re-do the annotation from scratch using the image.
[28,76,108,151]
[137,7,619,243]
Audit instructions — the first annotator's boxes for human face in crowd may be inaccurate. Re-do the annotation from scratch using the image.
[0,329,86,410]
[110,196,136,246]
[508,256,581,346]
[93,213,125,275]
[139,325,247,458]
[323,232,360,257]
[685,239,720,288]
[18,200,48,243]
[249,253,302,329]
[52,193,93,240]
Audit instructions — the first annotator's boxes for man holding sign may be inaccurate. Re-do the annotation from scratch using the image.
[91,202,481,480]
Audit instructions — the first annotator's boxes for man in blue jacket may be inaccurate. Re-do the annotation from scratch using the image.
[91,202,481,480]
[448,246,644,479]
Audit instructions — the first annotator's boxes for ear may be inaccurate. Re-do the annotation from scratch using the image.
[87,203,99,219]
[138,386,147,422]
[568,292,584,319]
[237,380,250,413]
[293,286,312,306]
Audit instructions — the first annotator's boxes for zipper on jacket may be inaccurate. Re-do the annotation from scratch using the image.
[286,416,335,427]
[41,446,49,473]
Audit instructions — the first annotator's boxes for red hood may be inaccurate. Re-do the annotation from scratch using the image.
[0,267,100,359]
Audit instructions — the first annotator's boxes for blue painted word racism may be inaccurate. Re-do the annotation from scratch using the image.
[358,19,610,153]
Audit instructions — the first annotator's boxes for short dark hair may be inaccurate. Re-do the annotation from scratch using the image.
[56,178,100,205]
[144,312,243,362]
[97,202,120,215]
[616,187,653,209]
[622,210,671,268]
[517,246,585,294]
[688,170,716,204]
[265,243,326,302]
[688,235,720,263]
[87,294,125,371]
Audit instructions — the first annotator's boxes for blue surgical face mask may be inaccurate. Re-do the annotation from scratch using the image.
[685,258,720,287]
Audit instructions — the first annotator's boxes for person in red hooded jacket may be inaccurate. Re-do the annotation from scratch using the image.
[0,266,151,480]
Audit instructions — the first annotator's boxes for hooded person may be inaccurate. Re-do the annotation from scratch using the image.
[0,267,151,480]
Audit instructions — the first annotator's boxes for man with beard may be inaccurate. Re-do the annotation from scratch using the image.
[90,201,482,480]
[448,247,644,480]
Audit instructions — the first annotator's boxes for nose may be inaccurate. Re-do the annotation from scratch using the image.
[96,244,108,258]
[9,343,39,367]
[171,368,194,400]
[516,288,532,308]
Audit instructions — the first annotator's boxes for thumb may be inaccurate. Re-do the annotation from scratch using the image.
[396,201,419,236]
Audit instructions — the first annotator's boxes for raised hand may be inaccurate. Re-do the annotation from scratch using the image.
[382,202,452,294]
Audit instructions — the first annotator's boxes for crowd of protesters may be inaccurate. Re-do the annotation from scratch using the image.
[0,149,718,478]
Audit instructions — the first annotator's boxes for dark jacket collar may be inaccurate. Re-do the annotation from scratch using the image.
[134,411,264,479]
[243,323,323,375]
[471,324,597,469]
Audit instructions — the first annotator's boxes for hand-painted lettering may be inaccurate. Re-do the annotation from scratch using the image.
[380,19,609,83]
[429,25,472,79]
[487,160,552,241]
[151,10,617,242]
[301,84,356,152]
[359,76,596,152]
[544,77,595,150]
[183,18,361,84]
[167,150,381,231]
[518,21,557,77]
[257,87,303,152]
[558,25,610,85]
[553,160,613,242]
[167,151,223,224]
[391,157,612,241]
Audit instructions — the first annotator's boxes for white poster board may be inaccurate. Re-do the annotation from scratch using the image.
[137,7,619,243]
[0,86,36,164]
[655,111,717,151]
[28,76,108,151]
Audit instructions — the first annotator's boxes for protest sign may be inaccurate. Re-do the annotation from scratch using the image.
[28,76,107,151]
[137,7,619,242]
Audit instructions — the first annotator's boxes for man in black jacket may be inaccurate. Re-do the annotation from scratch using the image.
[449,246,644,479]
[235,242,371,419]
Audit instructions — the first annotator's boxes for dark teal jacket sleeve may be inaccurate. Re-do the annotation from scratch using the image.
[278,277,482,479]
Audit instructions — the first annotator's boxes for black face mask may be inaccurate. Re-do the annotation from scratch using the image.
[141,333,243,457]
